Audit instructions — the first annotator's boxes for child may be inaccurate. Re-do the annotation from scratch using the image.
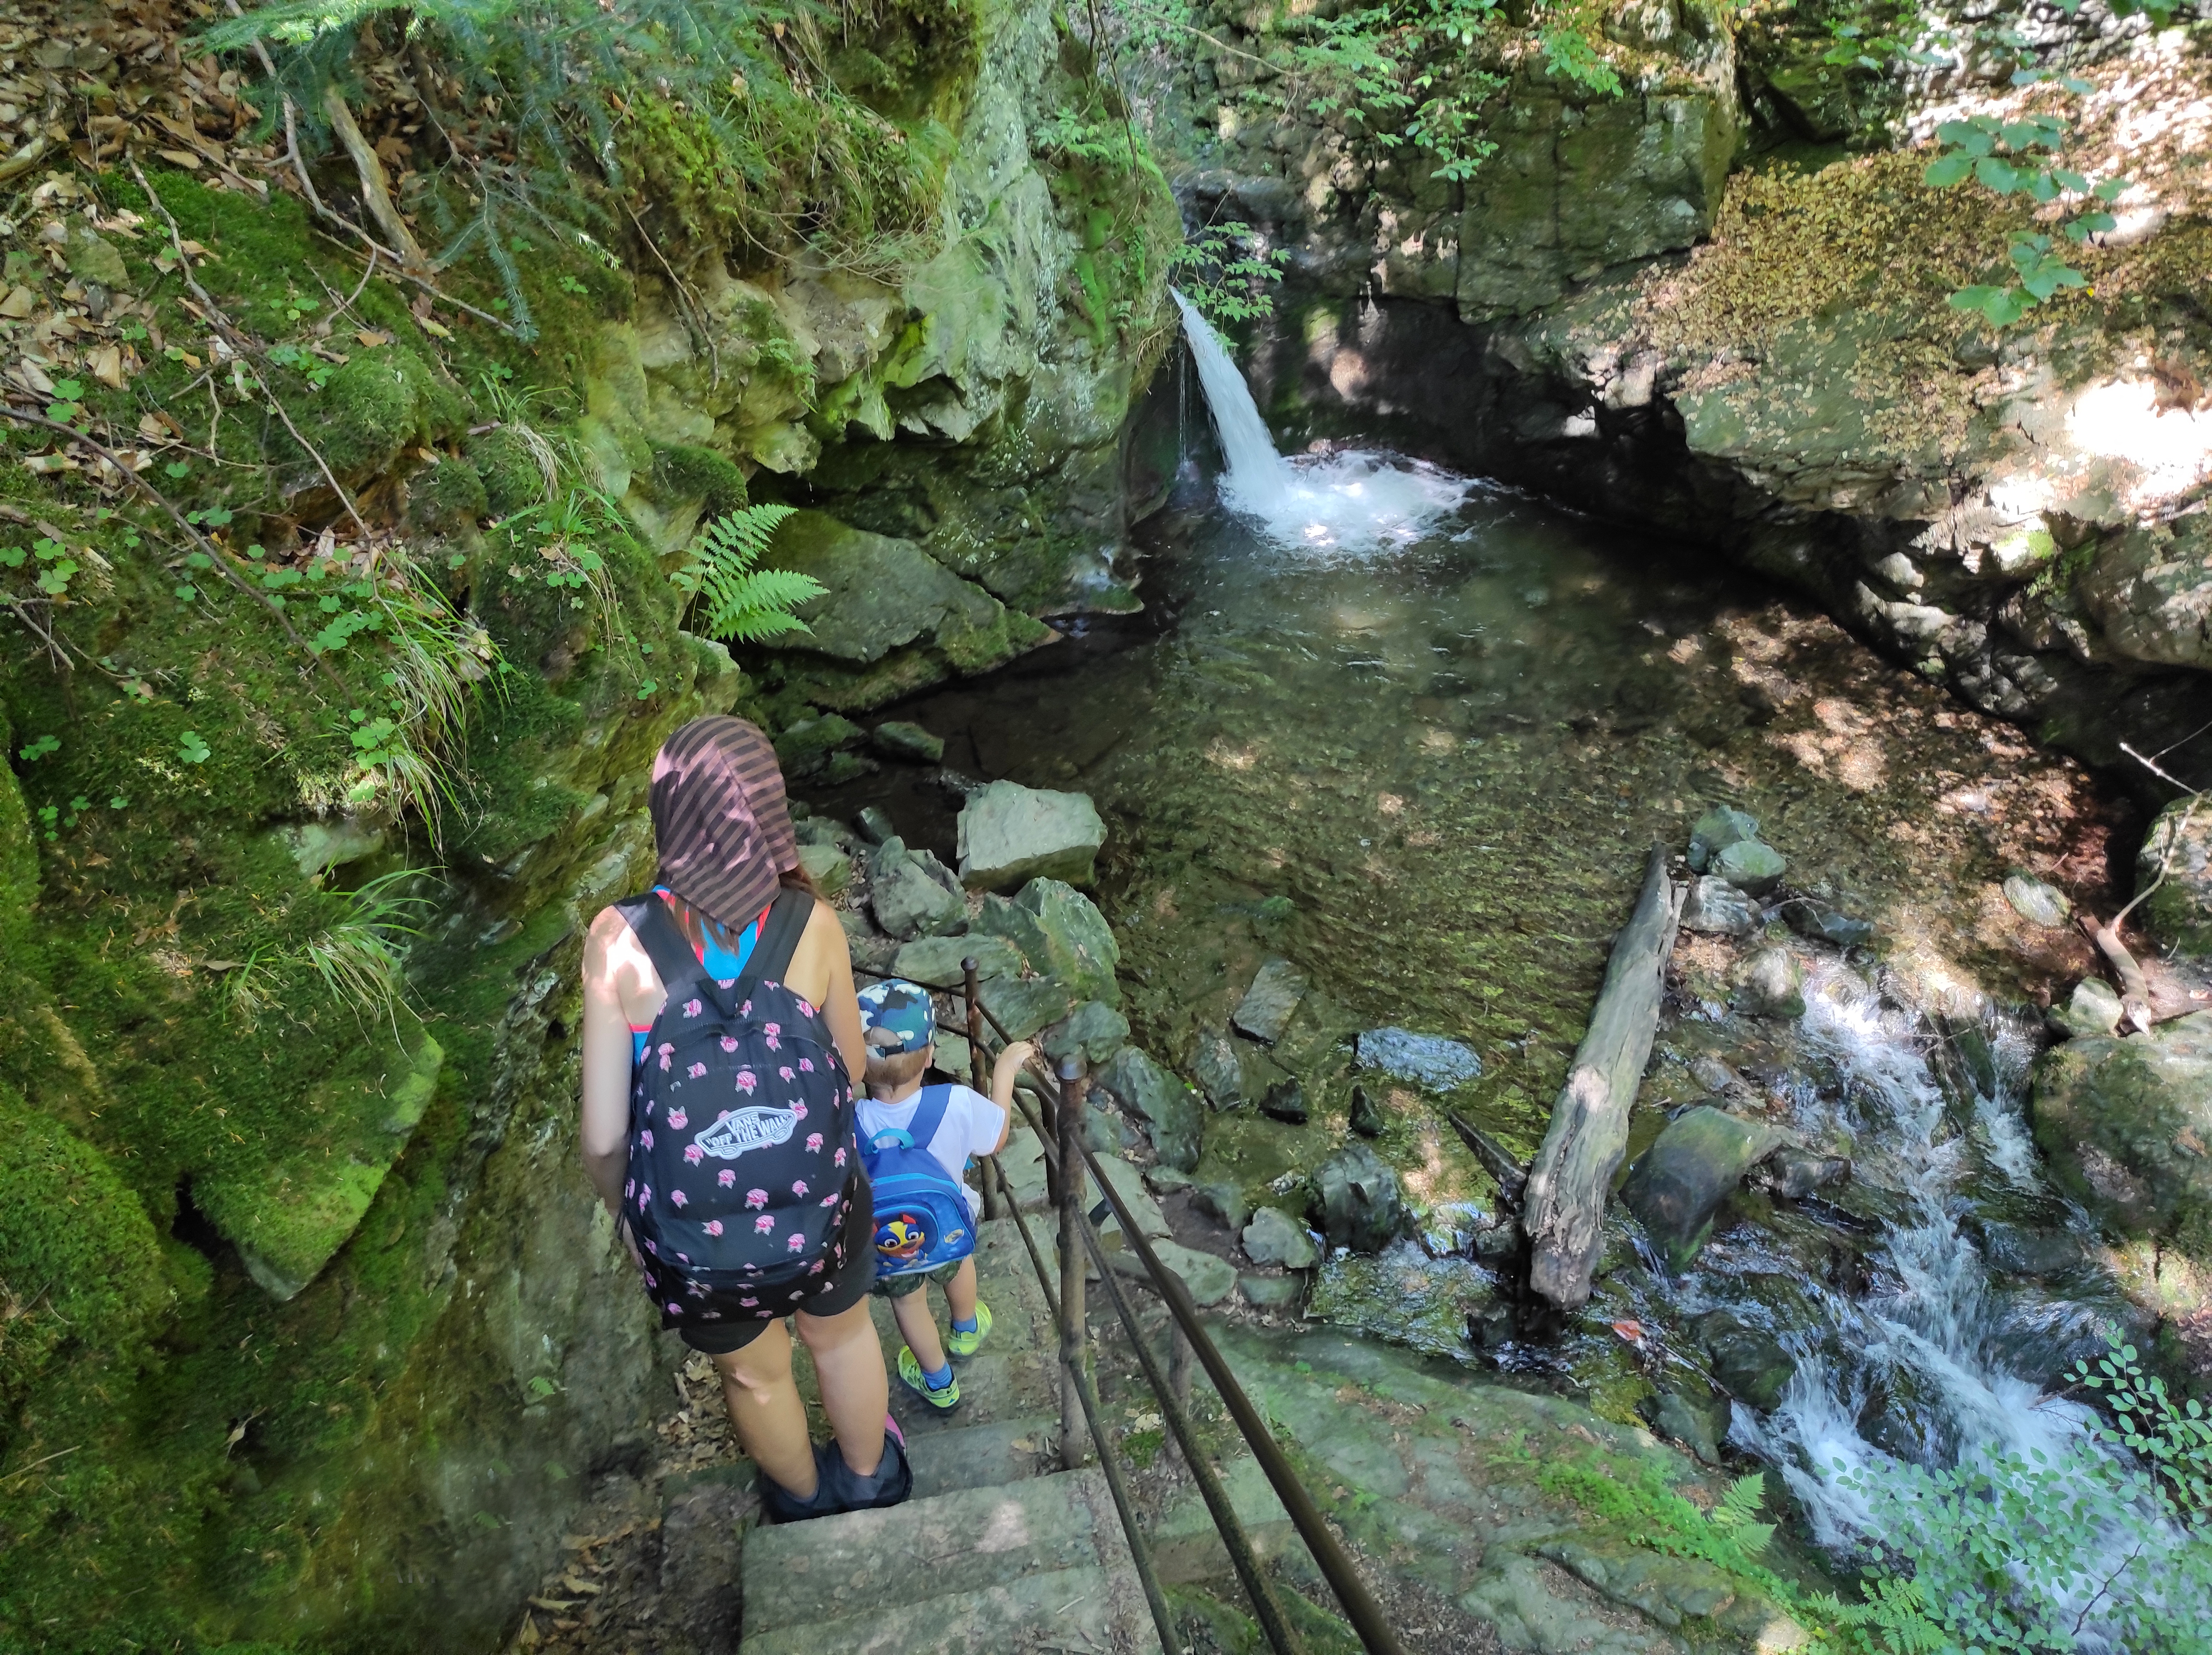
[855,978,1033,1410]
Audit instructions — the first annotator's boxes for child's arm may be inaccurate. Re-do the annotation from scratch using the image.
[985,1039,1036,1154]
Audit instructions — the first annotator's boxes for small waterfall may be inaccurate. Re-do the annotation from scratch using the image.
[1171,290,1475,554]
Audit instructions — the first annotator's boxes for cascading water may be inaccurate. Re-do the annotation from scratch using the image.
[1173,290,1471,552]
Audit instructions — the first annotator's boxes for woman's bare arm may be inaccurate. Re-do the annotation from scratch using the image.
[799,899,869,1084]
[580,906,647,1216]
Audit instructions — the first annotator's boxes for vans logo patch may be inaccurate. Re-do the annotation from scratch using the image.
[693,1106,799,1160]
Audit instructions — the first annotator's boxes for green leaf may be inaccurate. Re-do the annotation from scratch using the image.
[1924,155,1974,188]
[1975,156,2021,194]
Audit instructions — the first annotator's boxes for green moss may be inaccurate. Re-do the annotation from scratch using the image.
[314,347,465,481]
[406,453,490,535]
[650,442,750,521]
[469,425,553,518]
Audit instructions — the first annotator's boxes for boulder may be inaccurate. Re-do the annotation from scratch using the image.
[1713,838,1787,897]
[1189,1026,1246,1111]
[1042,1000,1130,1067]
[1694,1309,1796,1411]
[1734,948,1805,1019]
[1093,1154,1171,1240]
[979,975,1073,1041]
[867,837,965,940]
[773,713,863,779]
[1109,1237,1237,1307]
[1353,1027,1482,1091]
[1096,1047,1204,1172]
[2002,871,2073,930]
[1781,898,1873,949]
[1191,1180,1250,1234]
[974,879,1121,1006]
[1761,1149,1850,1200]
[1688,807,1759,873]
[955,780,1106,889]
[2031,1012,2212,1248]
[1232,958,1308,1044]
[796,842,852,897]
[1680,876,1758,937]
[1258,1079,1308,1124]
[1314,1143,1408,1254]
[889,934,1021,990]
[1242,1206,1321,1269]
[854,804,897,846]
[871,720,945,763]
[795,816,856,851]
[2053,977,2123,1041]
[2138,797,2212,955]
[1348,1084,1384,1138]
[1623,1106,1783,1268]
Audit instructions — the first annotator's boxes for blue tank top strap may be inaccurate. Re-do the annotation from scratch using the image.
[630,890,766,1070]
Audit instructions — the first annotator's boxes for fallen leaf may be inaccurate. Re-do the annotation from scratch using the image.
[527,1598,580,1613]
[0,285,33,318]
[1608,1318,1645,1342]
[89,344,124,388]
[355,328,392,348]
[156,147,202,169]
[418,317,452,339]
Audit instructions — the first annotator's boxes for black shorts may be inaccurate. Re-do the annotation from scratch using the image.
[676,1178,878,1356]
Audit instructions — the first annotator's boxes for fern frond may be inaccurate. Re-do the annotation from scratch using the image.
[671,504,822,644]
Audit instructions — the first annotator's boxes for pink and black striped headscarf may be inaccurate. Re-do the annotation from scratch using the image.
[648,716,799,932]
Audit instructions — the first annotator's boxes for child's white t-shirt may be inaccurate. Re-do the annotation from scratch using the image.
[857,1084,1006,1219]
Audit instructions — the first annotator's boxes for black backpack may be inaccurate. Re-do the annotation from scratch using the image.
[615,888,862,1325]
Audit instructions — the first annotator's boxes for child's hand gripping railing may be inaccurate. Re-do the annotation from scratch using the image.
[957,958,1410,1655]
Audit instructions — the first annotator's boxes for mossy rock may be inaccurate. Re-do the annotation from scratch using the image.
[469,424,554,517]
[404,453,489,536]
[650,442,750,521]
[312,346,467,482]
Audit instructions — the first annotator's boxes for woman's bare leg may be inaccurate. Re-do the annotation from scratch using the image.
[711,1321,818,1496]
[795,1298,889,1477]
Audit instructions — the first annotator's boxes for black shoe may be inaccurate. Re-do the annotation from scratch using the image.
[820,1421,912,1513]
[758,1443,841,1525]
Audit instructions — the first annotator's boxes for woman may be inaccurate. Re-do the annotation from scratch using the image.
[578,714,906,1520]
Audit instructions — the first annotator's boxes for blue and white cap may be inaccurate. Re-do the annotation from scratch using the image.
[858,977,936,1054]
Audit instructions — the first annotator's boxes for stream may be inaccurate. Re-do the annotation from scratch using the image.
[806,304,2141,1590]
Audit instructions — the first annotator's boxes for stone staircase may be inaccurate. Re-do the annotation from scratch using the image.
[737,1217,1165,1655]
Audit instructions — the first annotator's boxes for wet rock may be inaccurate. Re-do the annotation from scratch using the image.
[1681,876,1758,936]
[979,975,1073,1041]
[2139,797,2212,955]
[2003,871,2073,930]
[796,815,855,850]
[1188,1026,1246,1111]
[773,713,865,780]
[2053,977,2123,1040]
[1314,1143,1409,1254]
[1258,1079,1309,1124]
[1690,1054,1746,1094]
[1352,1027,1482,1090]
[870,720,945,764]
[1714,838,1787,898]
[1782,898,1874,949]
[1694,1310,1796,1411]
[1042,1000,1130,1067]
[2031,1012,2212,1245]
[853,804,897,846]
[1096,1046,1203,1172]
[1734,948,1805,1019]
[1348,1084,1383,1138]
[973,879,1120,1006]
[1624,1106,1783,1268]
[868,838,966,939]
[1238,1272,1305,1310]
[1109,1238,1236,1307]
[1232,958,1308,1044]
[1651,1389,1727,1466]
[1689,806,1759,872]
[955,779,1106,890]
[1241,1206,1320,1270]
[889,934,1021,990]
[797,842,852,897]
[1762,1148,1850,1200]
[1971,1219,2093,1281]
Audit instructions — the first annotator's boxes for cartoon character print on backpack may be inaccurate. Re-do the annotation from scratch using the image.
[860,1085,977,1278]
[616,890,861,1326]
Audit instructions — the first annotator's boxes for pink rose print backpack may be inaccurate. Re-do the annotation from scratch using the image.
[614,888,861,1326]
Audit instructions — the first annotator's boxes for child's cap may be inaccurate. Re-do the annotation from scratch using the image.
[858,978,936,1054]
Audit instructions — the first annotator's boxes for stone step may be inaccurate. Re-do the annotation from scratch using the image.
[738,1561,1159,1655]
[738,1469,1156,1651]
[908,1415,1058,1501]
[872,1217,1060,1437]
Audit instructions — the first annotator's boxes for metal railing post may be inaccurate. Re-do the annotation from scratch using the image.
[964,957,1004,1221]
[1057,1054,1093,1470]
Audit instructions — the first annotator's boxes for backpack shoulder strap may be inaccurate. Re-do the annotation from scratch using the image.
[739,886,814,989]
[614,893,705,1001]
[905,1084,954,1153]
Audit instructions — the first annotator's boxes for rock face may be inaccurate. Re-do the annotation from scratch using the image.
[1096,1046,1204,1172]
[2055,977,2124,1041]
[1314,1143,1409,1254]
[1688,807,1760,872]
[2139,798,2212,956]
[1352,1027,1482,1090]
[956,781,1107,890]
[1623,1106,1782,1268]
[2032,1013,2212,1255]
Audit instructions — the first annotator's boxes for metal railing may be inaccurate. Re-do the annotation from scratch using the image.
[949,957,1410,1655]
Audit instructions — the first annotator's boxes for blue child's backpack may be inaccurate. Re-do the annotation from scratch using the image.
[861,1085,976,1277]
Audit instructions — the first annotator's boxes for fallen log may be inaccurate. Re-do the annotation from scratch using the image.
[1519,844,1684,1310]
[1444,1110,1529,1210]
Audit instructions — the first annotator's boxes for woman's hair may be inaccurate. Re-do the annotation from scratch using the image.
[864,1046,932,1091]
[778,862,823,901]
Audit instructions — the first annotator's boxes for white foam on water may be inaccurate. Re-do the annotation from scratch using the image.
[1175,291,1473,553]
